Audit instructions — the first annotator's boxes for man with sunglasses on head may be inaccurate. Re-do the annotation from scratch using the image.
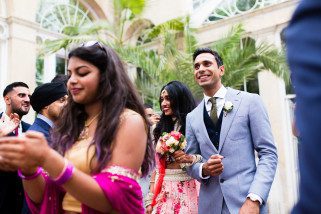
[0,82,31,214]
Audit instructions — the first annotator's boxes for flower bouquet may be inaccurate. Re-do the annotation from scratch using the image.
[155,131,187,156]
[152,131,187,207]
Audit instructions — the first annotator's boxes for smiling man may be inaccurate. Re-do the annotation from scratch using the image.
[1,82,31,135]
[185,48,278,214]
[0,82,31,214]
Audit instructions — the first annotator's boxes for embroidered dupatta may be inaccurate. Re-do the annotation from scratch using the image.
[25,166,144,214]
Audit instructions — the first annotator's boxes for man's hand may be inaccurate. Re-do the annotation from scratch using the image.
[0,113,20,137]
[173,150,194,164]
[149,114,160,125]
[239,198,260,214]
[202,154,224,177]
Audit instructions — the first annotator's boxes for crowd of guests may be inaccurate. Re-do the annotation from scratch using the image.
[0,42,279,214]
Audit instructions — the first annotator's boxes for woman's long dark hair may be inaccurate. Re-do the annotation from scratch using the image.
[153,81,196,143]
[51,43,154,176]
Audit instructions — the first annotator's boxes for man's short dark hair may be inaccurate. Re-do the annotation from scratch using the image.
[144,103,153,109]
[3,82,29,97]
[193,47,224,67]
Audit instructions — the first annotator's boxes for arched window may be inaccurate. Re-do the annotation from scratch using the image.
[37,0,94,34]
[36,0,98,84]
[205,0,285,23]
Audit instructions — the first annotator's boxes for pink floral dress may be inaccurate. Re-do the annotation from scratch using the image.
[152,166,199,213]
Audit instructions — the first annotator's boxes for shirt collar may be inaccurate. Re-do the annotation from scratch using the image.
[37,114,54,128]
[204,85,227,103]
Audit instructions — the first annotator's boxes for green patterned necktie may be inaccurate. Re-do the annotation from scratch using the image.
[209,97,218,125]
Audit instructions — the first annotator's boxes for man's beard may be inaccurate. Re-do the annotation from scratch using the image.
[12,106,29,118]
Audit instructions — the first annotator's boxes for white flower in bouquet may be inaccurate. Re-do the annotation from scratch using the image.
[166,136,178,147]
[180,140,187,150]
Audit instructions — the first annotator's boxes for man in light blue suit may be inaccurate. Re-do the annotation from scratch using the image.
[185,48,278,214]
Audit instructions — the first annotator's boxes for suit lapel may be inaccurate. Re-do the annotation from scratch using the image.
[21,121,31,132]
[218,88,242,153]
[196,100,218,153]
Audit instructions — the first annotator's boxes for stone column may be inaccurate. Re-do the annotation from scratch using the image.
[0,21,8,112]
[258,70,288,213]
[43,54,57,83]
[5,0,39,123]
[257,29,298,213]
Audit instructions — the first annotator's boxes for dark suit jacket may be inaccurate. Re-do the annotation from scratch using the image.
[286,1,321,213]
[0,112,31,214]
[28,117,52,143]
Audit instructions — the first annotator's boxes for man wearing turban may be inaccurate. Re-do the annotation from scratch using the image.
[29,82,68,144]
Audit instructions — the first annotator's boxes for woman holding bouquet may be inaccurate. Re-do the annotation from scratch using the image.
[145,81,200,214]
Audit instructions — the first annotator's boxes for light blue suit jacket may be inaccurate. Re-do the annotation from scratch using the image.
[186,88,278,214]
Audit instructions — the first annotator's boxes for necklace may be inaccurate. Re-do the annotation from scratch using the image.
[78,112,101,141]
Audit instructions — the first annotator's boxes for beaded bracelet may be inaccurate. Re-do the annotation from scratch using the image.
[53,159,74,185]
[18,167,43,180]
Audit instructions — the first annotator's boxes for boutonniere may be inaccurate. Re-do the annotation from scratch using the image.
[223,101,233,116]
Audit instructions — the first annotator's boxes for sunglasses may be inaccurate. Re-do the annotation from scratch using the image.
[80,41,106,54]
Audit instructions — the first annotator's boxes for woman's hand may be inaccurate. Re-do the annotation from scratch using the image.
[0,131,50,173]
[0,113,20,137]
[145,205,153,214]
[173,150,194,164]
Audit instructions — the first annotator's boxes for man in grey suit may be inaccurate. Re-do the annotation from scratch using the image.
[182,48,278,213]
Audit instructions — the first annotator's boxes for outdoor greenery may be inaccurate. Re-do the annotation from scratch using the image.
[39,0,289,106]
[36,57,44,86]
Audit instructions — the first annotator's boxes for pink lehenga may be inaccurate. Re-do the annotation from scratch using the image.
[151,156,199,214]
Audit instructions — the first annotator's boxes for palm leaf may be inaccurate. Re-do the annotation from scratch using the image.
[144,17,185,40]
[120,0,146,15]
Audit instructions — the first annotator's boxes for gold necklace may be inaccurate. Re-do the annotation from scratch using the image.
[78,112,101,141]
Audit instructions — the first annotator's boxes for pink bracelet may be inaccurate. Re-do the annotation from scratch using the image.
[18,167,43,180]
[53,159,74,185]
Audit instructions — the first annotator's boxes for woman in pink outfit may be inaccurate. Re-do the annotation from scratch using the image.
[145,81,200,214]
[0,42,154,214]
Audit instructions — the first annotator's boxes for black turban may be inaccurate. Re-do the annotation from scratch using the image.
[30,82,67,112]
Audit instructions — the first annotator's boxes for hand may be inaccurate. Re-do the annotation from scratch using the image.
[239,198,260,214]
[0,113,20,137]
[0,159,17,171]
[173,150,194,164]
[149,114,160,125]
[145,205,152,214]
[0,131,50,172]
[202,154,224,177]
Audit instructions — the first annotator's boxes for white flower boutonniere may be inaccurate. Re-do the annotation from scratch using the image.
[223,101,233,116]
